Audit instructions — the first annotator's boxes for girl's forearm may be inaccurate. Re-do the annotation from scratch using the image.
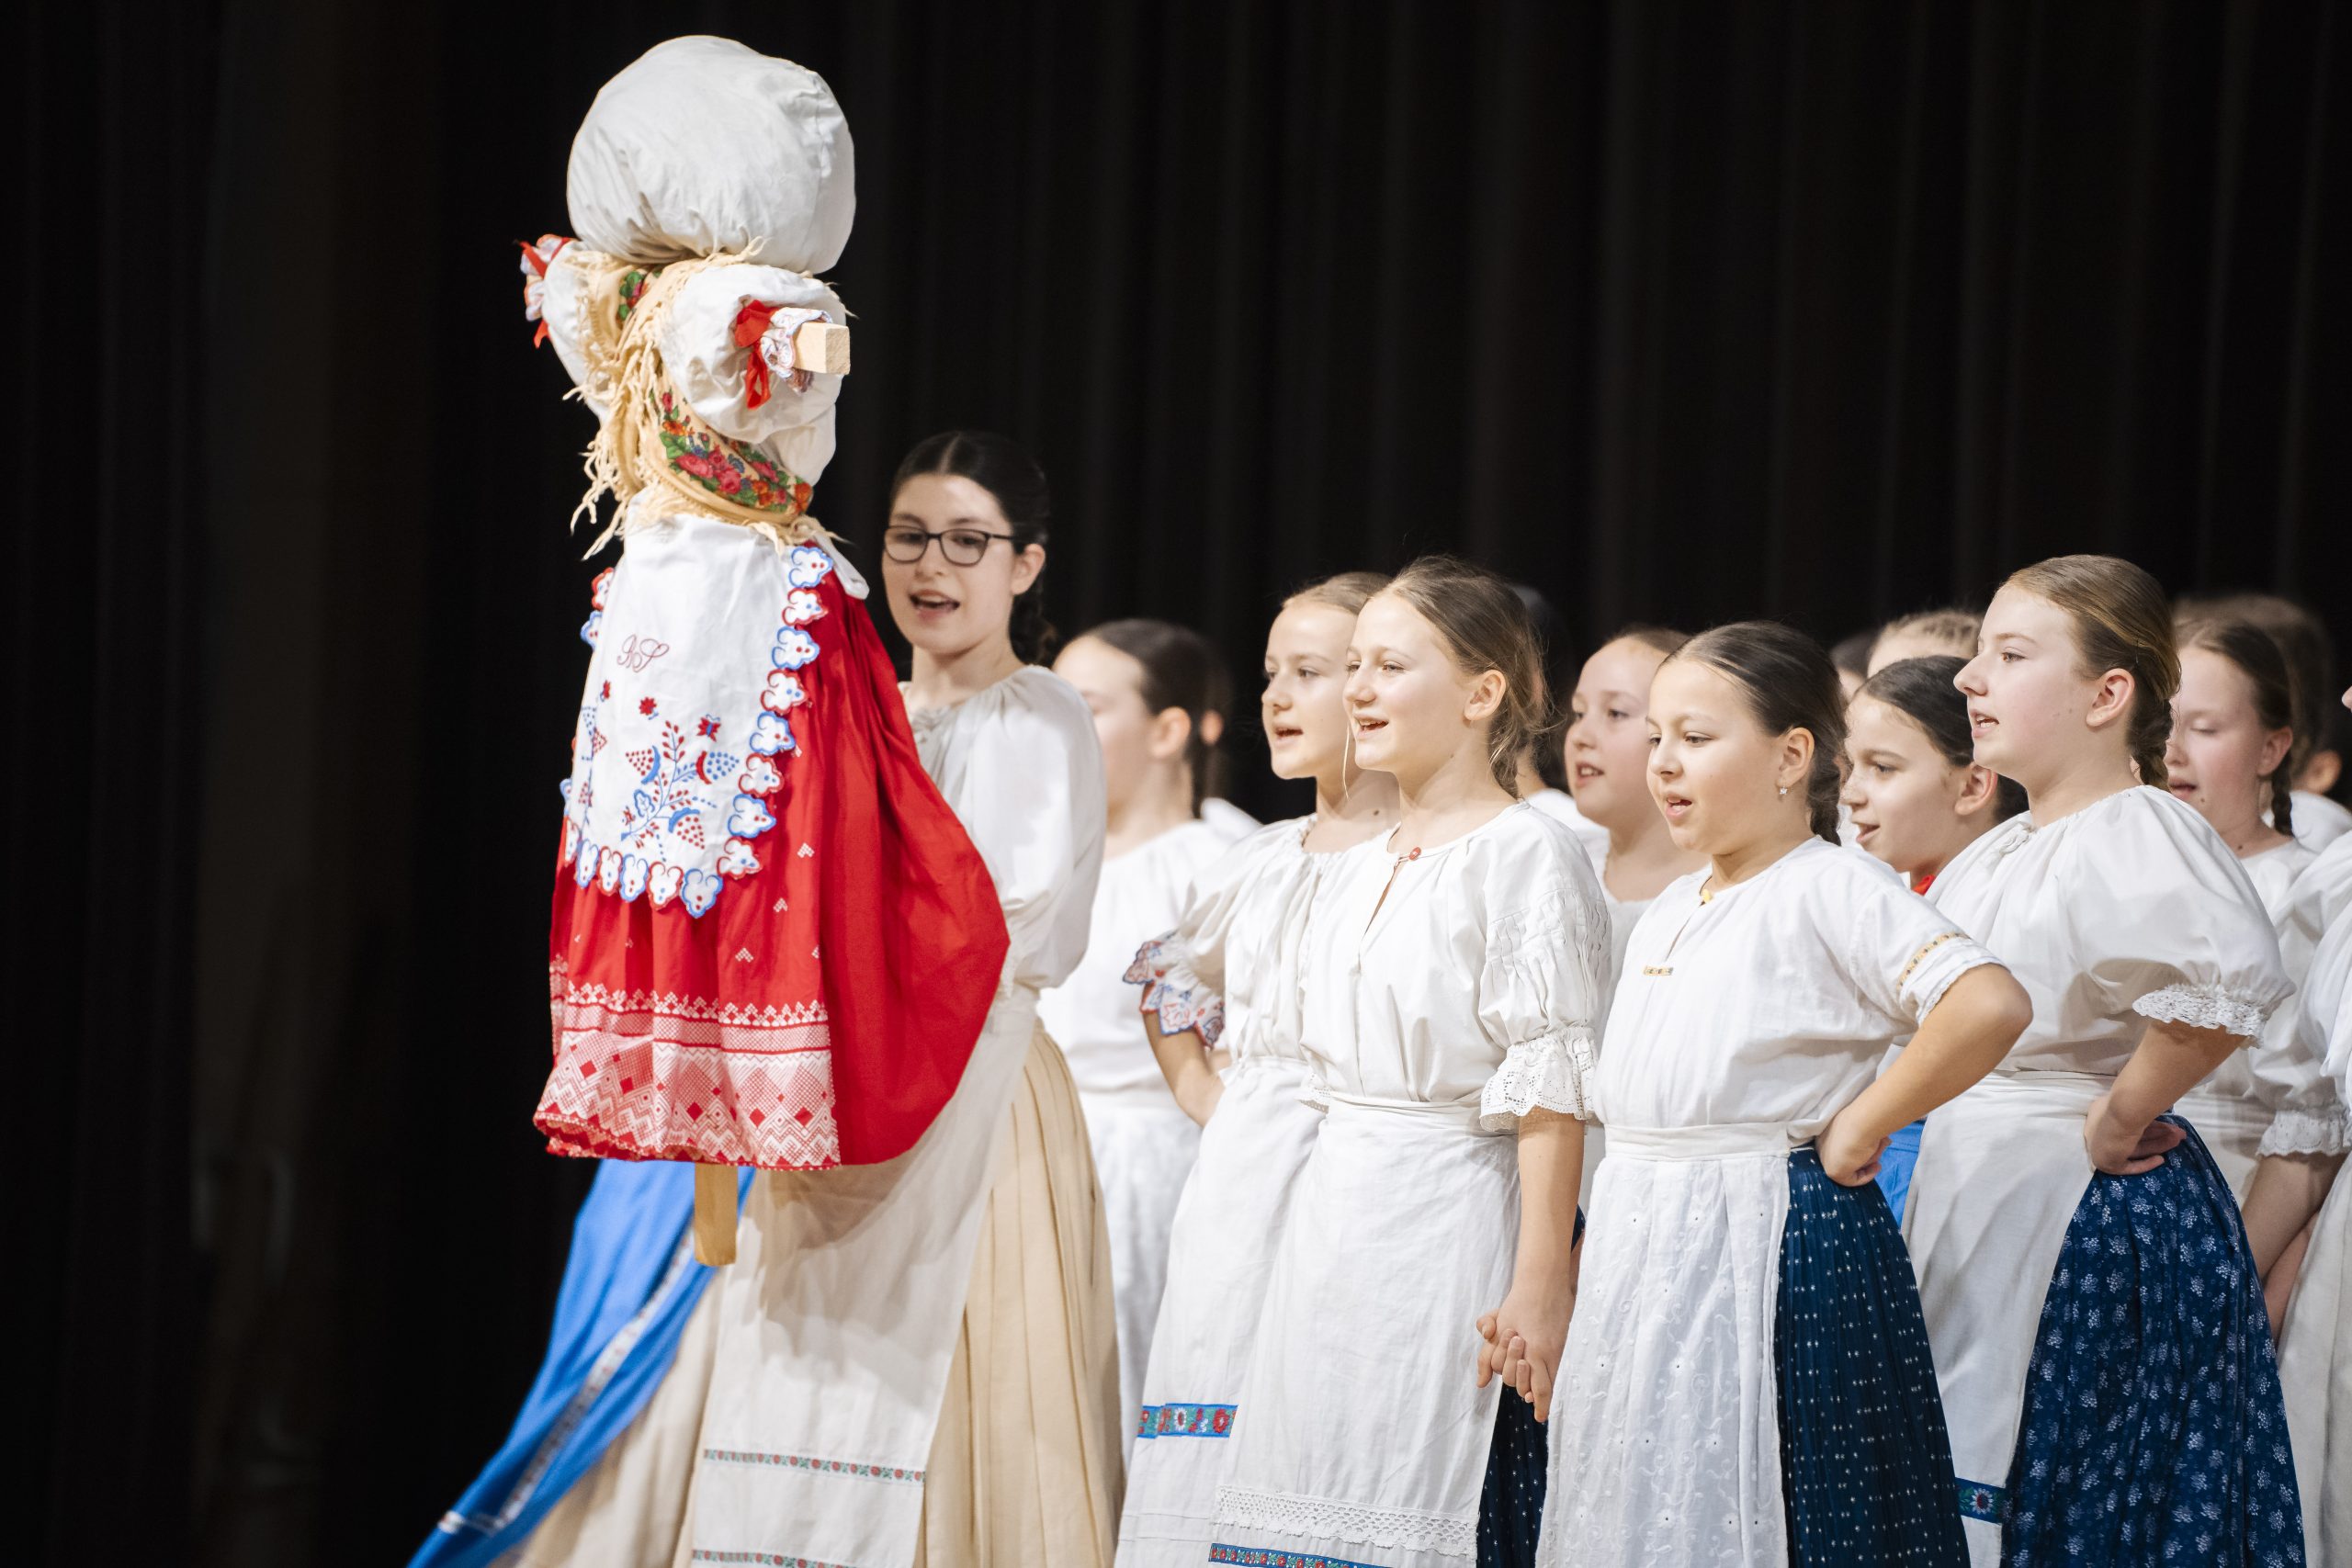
[2241,1150,2343,1275]
[2104,1020,2242,1135]
[1838,966,2030,1143]
[1513,1108,1585,1280]
[1145,1012,1221,1123]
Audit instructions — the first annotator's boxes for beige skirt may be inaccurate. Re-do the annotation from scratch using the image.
[503,1026,1119,1568]
[918,1026,1125,1567]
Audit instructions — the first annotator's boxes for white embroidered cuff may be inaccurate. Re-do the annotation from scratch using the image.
[1124,937,1226,1049]
[1477,1032,1597,1131]
[2132,983,2273,1041]
[1903,935,2001,1021]
[2256,1104,2352,1158]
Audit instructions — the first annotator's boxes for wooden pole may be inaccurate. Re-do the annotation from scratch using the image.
[692,1162,739,1266]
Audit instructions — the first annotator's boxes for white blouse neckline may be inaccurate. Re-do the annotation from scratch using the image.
[1692,834,1826,907]
[902,665,1044,730]
[1379,798,1534,863]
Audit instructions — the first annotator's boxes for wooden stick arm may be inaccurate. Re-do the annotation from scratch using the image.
[693,1162,740,1266]
[792,320,852,376]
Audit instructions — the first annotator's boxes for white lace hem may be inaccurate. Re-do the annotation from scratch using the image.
[1477,1031,1597,1131]
[2132,982,2271,1041]
[1216,1483,1476,1559]
[2257,1104,2352,1158]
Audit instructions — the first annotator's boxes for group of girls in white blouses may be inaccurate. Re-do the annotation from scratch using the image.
[1115,551,2347,1568]
[429,412,2348,1568]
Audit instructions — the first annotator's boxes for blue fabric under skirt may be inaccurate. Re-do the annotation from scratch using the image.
[1999,1117,2304,1566]
[1478,1377,1548,1568]
[1777,1147,1969,1567]
[1476,1209,1580,1568]
[1874,1118,1925,1224]
[408,1160,751,1568]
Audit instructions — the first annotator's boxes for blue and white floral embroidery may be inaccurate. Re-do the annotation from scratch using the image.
[763,670,807,714]
[773,626,819,670]
[581,568,614,648]
[786,545,833,590]
[621,719,728,863]
[749,712,796,756]
[560,563,826,920]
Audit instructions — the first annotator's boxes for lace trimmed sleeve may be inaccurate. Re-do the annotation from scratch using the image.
[1125,934,1224,1049]
[1476,884,1610,1130]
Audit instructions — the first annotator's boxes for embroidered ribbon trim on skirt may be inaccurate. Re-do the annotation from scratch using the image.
[1999,1116,2305,1566]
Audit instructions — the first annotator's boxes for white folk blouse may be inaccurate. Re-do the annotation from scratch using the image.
[1905,785,2292,1557]
[1546,835,1999,1568]
[687,668,1106,1568]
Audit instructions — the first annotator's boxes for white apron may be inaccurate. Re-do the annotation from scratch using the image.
[1546,1122,1796,1568]
[1215,1089,1519,1565]
[1902,1070,2100,1560]
[686,982,1043,1566]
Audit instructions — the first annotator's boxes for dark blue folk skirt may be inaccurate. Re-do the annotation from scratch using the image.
[1476,1210,1583,1568]
[1777,1146,1970,1567]
[2000,1117,2304,1566]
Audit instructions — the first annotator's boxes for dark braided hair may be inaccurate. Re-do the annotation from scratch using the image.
[891,430,1057,664]
[2180,619,2300,837]
[1668,622,1849,843]
[2177,591,2336,790]
[1858,656,2028,820]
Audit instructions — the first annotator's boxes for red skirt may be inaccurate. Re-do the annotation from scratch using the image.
[537,518,1008,1168]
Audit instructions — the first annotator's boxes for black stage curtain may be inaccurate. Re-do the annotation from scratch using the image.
[17,3,2346,1563]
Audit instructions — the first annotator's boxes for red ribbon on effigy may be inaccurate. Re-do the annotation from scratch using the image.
[732,299,784,409]
[518,236,571,347]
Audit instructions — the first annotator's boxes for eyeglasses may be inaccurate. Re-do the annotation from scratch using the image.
[881,525,1016,567]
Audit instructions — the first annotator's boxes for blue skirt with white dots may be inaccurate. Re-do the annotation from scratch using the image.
[1476,1210,1583,1568]
[1776,1147,1969,1566]
[1998,1117,2304,1566]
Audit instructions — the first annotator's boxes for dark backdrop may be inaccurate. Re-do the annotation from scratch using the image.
[17,1,2348,1562]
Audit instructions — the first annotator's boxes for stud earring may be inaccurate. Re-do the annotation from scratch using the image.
[1779,785,1789,796]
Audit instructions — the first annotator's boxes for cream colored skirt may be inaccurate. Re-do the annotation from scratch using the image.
[918,1026,1125,1566]
[503,1027,1121,1568]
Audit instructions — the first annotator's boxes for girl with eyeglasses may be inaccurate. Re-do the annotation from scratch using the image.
[689,429,1125,1566]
